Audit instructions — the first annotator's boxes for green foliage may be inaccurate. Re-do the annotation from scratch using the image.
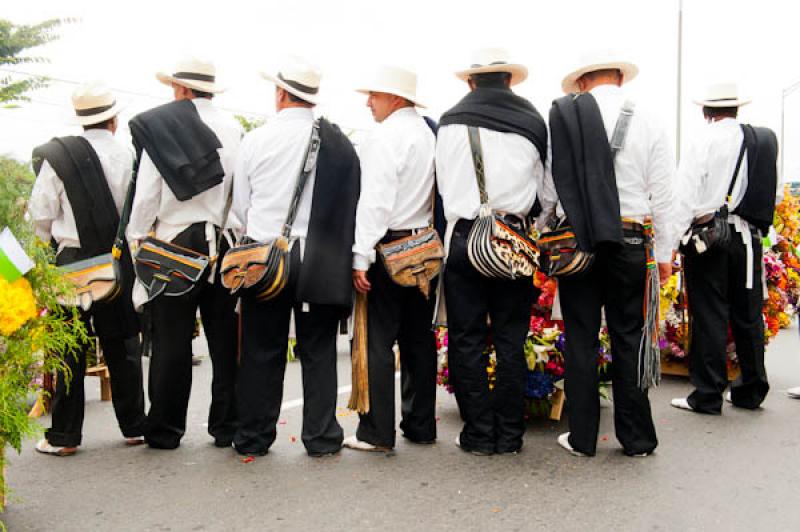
[235,114,266,133]
[0,18,69,104]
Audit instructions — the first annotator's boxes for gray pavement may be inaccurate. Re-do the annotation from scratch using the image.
[4,324,800,531]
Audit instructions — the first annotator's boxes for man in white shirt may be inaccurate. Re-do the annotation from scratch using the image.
[231,58,360,457]
[671,83,779,414]
[343,66,438,452]
[436,49,548,456]
[29,82,145,456]
[543,53,674,458]
[126,57,242,450]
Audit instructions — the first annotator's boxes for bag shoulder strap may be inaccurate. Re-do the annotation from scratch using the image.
[726,136,748,206]
[610,99,635,160]
[112,161,137,259]
[466,126,489,205]
[282,119,322,238]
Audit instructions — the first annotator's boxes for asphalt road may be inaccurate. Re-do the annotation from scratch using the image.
[4,324,800,531]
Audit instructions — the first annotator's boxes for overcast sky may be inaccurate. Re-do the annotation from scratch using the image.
[3,0,800,179]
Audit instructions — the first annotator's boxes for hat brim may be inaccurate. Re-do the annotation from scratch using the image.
[455,64,528,86]
[260,72,319,105]
[561,61,639,94]
[74,101,125,126]
[355,87,426,109]
[156,72,225,94]
[693,98,751,108]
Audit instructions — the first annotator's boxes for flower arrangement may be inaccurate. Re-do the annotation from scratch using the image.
[1,156,86,510]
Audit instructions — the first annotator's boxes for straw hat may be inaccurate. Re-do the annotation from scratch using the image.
[561,51,638,94]
[261,56,321,105]
[455,48,528,86]
[156,56,224,94]
[71,81,123,126]
[356,65,426,108]
[694,82,751,107]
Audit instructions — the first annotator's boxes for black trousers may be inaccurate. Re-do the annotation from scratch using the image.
[444,219,533,454]
[355,254,437,448]
[46,314,145,448]
[684,228,769,413]
[559,239,658,456]
[234,244,344,456]
[144,225,239,449]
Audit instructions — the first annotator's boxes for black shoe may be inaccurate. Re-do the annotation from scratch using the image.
[455,435,493,456]
[402,433,435,445]
[214,438,233,448]
[234,446,268,457]
[307,447,342,458]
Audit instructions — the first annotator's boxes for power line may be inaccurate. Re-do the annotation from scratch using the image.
[1,67,269,118]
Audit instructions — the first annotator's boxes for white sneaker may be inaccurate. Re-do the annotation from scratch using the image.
[725,391,732,404]
[342,435,390,452]
[787,387,800,399]
[557,433,588,457]
[35,438,77,456]
[670,398,694,411]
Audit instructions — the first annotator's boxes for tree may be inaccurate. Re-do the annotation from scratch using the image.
[0,18,67,104]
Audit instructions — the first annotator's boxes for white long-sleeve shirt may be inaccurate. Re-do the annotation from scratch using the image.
[539,84,676,262]
[231,107,318,247]
[352,107,436,271]
[126,98,242,244]
[28,128,133,252]
[673,117,783,245]
[435,124,543,224]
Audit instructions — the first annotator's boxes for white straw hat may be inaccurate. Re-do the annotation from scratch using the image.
[455,47,528,86]
[561,50,638,94]
[261,56,321,105]
[356,65,426,108]
[156,56,224,94]
[694,82,751,107]
[71,81,123,126]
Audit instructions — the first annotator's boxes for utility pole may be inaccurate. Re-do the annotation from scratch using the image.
[676,0,683,163]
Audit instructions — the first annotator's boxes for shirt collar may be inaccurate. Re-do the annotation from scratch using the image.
[81,128,114,141]
[277,107,315,121]
[384,106,418,124]
[589,84,622,99]
[191,97,214,110]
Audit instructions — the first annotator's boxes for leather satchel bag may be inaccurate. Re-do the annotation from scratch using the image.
[679,139,745,255]
[537,99,635,277]
[537,222,595,277]
[376,225,444,299]
[134,236,210,300]
[221,121,321,301]
[60,253,121,310]
[59,172,136,310]
[464,126,539,280]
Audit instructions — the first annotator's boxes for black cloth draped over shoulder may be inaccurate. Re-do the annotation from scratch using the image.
[733,124,779,234]
[549,92,623,251]
[439,86,548,165]
[128,99,224,201]
[439,86,547,217]
[295,117,361,310]
[31,136,139,339]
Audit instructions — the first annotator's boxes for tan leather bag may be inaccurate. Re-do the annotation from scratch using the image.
[376,227,444,299]
[219,238,290,301]
[60,253,121,309]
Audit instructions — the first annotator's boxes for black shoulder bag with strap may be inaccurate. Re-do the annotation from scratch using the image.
[679,139,747,255]
[220,120,321,301]
[537,99,635,277]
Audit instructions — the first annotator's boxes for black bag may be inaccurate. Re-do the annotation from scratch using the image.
[134,236,210,300]
[679,139,746,255]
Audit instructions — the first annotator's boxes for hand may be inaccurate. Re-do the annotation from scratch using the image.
[352,269,371,294]
[657,262,672,286]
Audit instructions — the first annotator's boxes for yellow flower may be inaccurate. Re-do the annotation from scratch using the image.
[0,277,38,336]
